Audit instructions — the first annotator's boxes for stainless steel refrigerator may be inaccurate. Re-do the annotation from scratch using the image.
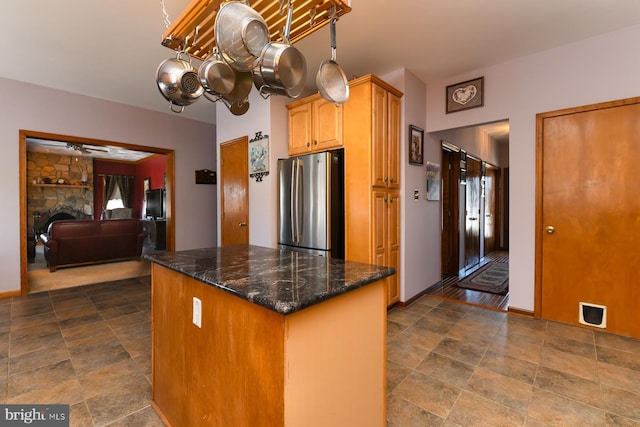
[278,149,344,258]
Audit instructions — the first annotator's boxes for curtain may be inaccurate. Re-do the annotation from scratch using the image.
[103,175,117,218]
[114,175,132,208]
[102,175,133,218]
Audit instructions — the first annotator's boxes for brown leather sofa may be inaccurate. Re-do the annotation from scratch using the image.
[40,219,145,272]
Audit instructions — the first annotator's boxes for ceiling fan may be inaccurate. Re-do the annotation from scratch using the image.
[65,142,108,154]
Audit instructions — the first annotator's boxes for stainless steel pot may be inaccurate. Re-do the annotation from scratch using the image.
[254,1,306,96]
[253,67,304,99]
[215,1,270,72]
[316,14,349,104]
[198,48,235,96]
[156,51,204,113]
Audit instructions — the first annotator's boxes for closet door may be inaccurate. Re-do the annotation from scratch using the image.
[538,99,640,338]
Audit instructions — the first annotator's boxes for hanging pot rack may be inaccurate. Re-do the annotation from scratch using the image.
[161,0,352,61]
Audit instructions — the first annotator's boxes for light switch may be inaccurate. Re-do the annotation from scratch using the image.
[193,297,202,328]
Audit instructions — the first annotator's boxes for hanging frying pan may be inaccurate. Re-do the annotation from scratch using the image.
[316,12,349,104]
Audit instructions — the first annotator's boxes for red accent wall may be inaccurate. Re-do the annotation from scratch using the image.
[94,155,166,219]
[138,155,167,190]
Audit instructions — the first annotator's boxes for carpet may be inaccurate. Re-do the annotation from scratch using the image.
[456,262,509,295]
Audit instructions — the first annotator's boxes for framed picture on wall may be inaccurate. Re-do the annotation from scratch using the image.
[249,131,270,182]
[409,125,424,165]
[446,77,484,113]
[426,162,441,201]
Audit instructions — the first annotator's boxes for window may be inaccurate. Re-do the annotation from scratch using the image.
[105,185,125,210]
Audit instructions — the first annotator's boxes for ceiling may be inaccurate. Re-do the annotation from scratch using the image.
[4,0,640,128]
[26,138,156,162]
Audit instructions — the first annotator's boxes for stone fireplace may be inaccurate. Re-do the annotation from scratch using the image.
[27,152,94,232]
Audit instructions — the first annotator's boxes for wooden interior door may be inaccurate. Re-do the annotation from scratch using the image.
[220,137,249,246]
[440,148,459,276]
[464,157,481,269]
[537,98,640,338]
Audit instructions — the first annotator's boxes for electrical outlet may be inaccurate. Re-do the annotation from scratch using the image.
[414,189,419,200]
[192,297,202,328]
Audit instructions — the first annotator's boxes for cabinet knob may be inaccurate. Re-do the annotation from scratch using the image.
[389,177,395,183]
[389,197,394,203]
[239,222,247,227]
[314,140,318,146]
[384,176,388,183]
[306,142,310,147]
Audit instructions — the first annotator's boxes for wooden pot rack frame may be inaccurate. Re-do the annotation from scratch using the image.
[161,0,352,61]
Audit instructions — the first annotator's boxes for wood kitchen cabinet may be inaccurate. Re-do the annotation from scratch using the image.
[287,94,343,156]
[373,190,401,305]
[372,85,401,190]
[343,74,403,306]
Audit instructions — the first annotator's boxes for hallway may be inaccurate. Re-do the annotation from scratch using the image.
[425,251,509,311]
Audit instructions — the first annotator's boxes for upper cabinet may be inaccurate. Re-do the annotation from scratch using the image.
[371,85,401,190]
[287,95,343,156]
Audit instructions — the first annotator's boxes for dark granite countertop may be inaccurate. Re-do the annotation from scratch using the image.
[144,245,395,315]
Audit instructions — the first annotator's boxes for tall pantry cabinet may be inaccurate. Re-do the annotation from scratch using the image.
[286,74,402,306]
[343,75,403,306]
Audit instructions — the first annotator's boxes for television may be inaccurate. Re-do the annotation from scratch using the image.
[145,189,164,219]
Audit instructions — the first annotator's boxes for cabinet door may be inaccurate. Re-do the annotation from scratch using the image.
[387,192,400,305]
[313,98,343,151]
[371,85,388,188]
[372,190,387,268]
[387,93,401,189]
[289,103,313,156]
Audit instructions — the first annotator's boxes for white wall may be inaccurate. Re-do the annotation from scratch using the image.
[380,70,442,302]
[215,90,289,248]
[425,23,640,311]
[0,77,217,294]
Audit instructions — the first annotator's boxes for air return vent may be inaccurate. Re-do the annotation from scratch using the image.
[579,302,607,328]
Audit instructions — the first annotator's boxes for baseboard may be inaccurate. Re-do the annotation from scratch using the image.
[394,282,442,309]
[508,306,534,317]
[0,289,22,299]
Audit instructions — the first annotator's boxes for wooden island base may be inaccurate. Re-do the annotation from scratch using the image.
[151,264,387,426]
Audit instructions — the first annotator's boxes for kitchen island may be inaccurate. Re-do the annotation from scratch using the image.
[145,245,395,427]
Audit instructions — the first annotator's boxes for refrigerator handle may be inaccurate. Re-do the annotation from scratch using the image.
[291,159,297,243]
[295,158,304,243]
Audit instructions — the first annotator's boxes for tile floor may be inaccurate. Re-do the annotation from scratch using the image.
[0,277,163,427]
[386,297,640,426]
[2,278,640,426]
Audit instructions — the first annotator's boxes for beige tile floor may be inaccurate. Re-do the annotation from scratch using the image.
[2,278,640,426]
[387,297,640,426]
[0,277,163,427]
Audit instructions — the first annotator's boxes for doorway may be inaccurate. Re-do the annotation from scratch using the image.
[429,121,510,311]
[20,130,175,295]
[536,97,640,338]
[220,136,249,246]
